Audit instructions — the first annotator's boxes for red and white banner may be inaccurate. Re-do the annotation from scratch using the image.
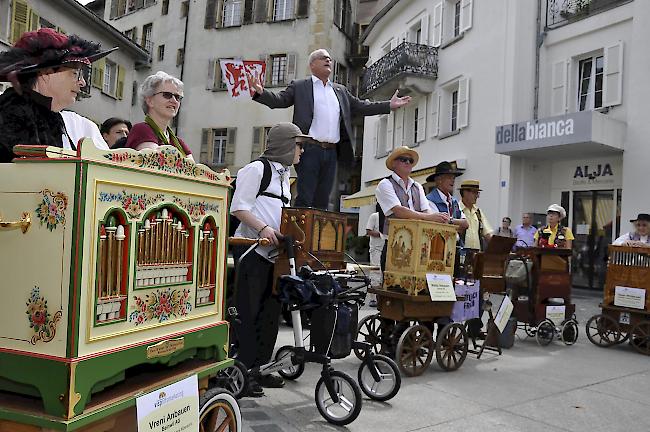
[219,59,266,99]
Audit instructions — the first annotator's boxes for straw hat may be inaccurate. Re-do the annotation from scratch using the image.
[458,179,482,191]
[385,146,419,170]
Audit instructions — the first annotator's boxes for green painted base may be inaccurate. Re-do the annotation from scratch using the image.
[0,323,229,419]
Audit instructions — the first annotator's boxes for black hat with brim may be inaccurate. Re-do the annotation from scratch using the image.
[425,161,464,183]
[630,213,650,223]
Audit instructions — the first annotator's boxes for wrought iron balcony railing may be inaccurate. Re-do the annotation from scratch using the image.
[361,42,438,96]
[546,0,632,29]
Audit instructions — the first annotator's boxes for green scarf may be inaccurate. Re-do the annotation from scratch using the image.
[145,115,186,157]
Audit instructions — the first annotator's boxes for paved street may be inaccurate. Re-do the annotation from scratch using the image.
[241,288,650,432]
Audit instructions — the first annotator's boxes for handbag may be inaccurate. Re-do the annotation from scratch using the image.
[505,257,533,287]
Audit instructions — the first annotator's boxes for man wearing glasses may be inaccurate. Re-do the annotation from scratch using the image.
[250,48,412,209]
[459,180,493,251]
[375,147,449,270]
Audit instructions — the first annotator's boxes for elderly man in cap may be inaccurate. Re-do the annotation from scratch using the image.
[534,204,574,249]
[375,146,449,269]
[613,213,650,246]
[426,161,469,235]
[231,122,308,397]
[0,28,114,162]
[459,180,493,251]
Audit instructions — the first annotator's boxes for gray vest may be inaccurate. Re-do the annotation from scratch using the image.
[629,232,650,243]
[381,177,424,235]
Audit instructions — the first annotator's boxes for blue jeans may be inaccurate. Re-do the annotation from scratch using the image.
[294,144,337,209]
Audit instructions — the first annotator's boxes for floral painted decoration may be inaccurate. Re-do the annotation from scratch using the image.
[26,286,63,344]
[98,190,165,218]
[36,189,68,231]
[129,288,192,325]
[172,196,220,222]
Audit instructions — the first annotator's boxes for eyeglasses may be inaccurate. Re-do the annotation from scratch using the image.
[396,157,414,164]
[154,91,184,102]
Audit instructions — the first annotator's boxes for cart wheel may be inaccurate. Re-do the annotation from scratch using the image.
[560,320,579,346]
[357,354,401,401]
[536,320,555,346]
[524,323,536,338]
[435,323,469,371]
[629,321,650,356]
[315,370,363,426]
[395,324,433,377]
[354,313,382,360]
[585,314,623,347]
[199,387,241,432]
[214,359,248,399]
[273,345,305,380]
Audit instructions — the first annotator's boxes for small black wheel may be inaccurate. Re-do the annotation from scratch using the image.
[536,319,555,346]
[315,370,363,426]
[214,359,248,399]
[585,314,623,347]
[354,313,383,360]
[524,323,536,338]
[357,354,401,401]
[199,387,241,432]
[274,345,305,380]
[561,320,579,346]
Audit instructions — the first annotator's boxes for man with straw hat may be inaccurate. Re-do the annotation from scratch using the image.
[375,146,449,269]
[459,179,493,251]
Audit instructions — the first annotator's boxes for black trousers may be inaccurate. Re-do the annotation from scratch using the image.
[232,246,281,370]
[294,143,337,209]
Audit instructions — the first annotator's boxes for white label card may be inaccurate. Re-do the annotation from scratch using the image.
[426,273,457,302]
[494,295,514,333]
[546,305,566,323]
[137,374,199,432]
[614,286,646,310]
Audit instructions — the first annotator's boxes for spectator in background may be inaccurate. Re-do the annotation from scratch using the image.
[494,216,514,237]
[514,213,537,248]
[100,117,131,148]
[365,211,384,307]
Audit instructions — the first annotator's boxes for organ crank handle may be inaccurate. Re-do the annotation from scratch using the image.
[228,237,271,247]
[0,211,31,234]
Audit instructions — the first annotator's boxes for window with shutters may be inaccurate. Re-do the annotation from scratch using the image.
[177,48,185,66]
[103,60,117,96]
[334,62,348,86]
[273,0,294,21]
[450,90,458,131]
[433,0,473,47]
[270,54,288,86]
[375,115,389,158]
[162,0,169,15]
[181,1,189,17]
[211,129,228,166]
[577,55,604,111]
[223,0,242,26]
[453,0,461,37]
[334,0,350,33]
[435,78,468,137]
[141,23,153,54]
[0,0,10,42]
[251,126,272,160]
[158,45,165,61]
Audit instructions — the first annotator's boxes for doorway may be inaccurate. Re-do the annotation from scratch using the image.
[571,189,621,290]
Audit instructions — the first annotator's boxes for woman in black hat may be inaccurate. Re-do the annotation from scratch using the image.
[0,28,115,162]
[613,214,650,247]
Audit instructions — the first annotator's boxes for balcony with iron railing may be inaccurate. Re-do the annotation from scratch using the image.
[360,42,438,98]
[546,0,633,29]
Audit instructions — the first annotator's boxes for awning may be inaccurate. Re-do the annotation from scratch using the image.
[342,184,377,208]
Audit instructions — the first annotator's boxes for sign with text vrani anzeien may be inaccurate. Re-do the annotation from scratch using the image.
[494,111,593,155]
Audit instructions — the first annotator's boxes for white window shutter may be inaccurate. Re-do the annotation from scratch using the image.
[420,14,430,45]
[400,31,408,45]
[417,97,427,141]
[460,0,473,32]
[604,41,623,107]
[206,58,216,90]
[374,120,380,157]
[390,37,398,50]
[386,111,395,152]
[286,53,297,83]
[432,2,443,47]
[430,91,440,137]
[394,109,404,147]
[458,78,469,129]
[551,59,568,115]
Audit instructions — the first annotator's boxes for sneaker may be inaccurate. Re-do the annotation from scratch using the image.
[244,377,264,397]
[369,300,377,307]
[257,374,285,388]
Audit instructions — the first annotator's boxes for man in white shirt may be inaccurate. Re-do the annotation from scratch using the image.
[375,146,449,269]
[230,122,308,397]
[365,211,384,306]
[613,213,650,246]
[251,48,412,209]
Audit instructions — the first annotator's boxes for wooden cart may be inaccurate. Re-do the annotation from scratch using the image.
[0,143,240,431]
[511,247,578,346]
[586,245,650,355]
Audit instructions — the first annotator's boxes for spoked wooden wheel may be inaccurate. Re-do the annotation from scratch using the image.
[395,324,433,377]
[435,323,469,371]
[199,388,241,432]
[354,313,383,360]
[586,314,623,347]
[629,321,650,356]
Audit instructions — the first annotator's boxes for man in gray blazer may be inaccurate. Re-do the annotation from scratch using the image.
[250,48,411,209]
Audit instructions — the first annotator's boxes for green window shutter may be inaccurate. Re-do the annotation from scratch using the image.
[200,128,213,165]
[92,58,106,90]
[251,127,263,161]
[29,10,39,31]
[11,0,30,44]
[116,65,126,99]
[225,128,237,167]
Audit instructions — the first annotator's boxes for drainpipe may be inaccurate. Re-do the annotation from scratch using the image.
[533,0,545,120]
[175,1,190,136]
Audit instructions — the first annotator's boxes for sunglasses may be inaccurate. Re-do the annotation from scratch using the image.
[396,156,414,164]
[154,91,184,102]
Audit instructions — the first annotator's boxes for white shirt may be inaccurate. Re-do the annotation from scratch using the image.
[308,75,341,143]
[60,111,109,150]
[230,160,290,261]
[365,212,386,249]
[613,232,650,246]
[376,173,430,217]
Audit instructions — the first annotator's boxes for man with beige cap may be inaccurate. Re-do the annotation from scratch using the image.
[375,146,449,269]
[459,179,493,251]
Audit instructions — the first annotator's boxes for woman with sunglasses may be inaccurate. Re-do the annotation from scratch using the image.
[126,71,193,159]
[0,28,113,162]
